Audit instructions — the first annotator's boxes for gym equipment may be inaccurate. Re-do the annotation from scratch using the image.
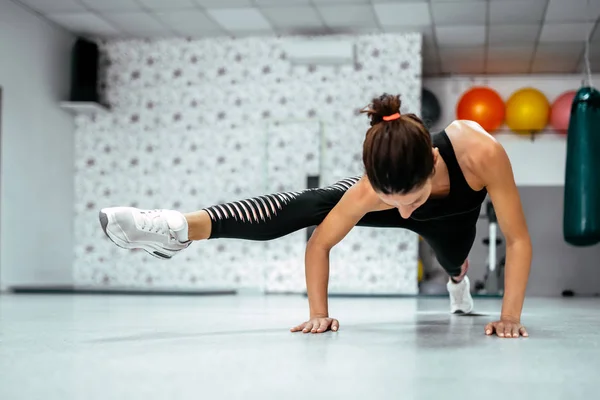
[550,90,577,133]
[505,88,550,134]
[421,88,441,129]
[456,87,505,133]
[475,201,505,296]
[563,87,600,246]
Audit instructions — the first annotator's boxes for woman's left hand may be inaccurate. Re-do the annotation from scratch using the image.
[485,318,528,338]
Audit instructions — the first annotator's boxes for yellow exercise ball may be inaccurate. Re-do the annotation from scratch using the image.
[505,88,550,134]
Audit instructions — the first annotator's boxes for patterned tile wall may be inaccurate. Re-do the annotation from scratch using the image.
[75,33,422,294]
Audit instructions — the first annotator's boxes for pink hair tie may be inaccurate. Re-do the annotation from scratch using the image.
[383,113,401,121]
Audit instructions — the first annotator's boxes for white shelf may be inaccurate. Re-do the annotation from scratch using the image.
[60,101,109,116]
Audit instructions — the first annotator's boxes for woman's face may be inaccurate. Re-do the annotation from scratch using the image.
[377,179,433,219]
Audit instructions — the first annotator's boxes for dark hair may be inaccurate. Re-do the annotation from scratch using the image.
[361,93,434,195]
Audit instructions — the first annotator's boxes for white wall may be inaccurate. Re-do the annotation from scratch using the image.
[0,0,75,289]
[73,34,422,294]
[424,74,600,186]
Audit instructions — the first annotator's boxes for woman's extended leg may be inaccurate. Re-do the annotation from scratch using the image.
[197,178,361,241]
[99,177,361,259]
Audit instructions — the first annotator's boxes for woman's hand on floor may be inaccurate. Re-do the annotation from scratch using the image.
[291,317,339,333]
[485,318,528,338]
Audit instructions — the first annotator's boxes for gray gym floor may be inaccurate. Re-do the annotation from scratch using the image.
[1,294,599,400]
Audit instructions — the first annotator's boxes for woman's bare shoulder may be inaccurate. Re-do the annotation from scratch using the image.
[445,120,498,150]
[444,120,504,189]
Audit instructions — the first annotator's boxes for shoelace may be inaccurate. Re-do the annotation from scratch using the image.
[139,210,171,236]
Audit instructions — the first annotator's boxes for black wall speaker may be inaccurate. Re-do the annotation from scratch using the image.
[69,37,99,103]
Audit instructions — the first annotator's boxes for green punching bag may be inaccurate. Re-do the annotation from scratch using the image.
[564,87,600,246]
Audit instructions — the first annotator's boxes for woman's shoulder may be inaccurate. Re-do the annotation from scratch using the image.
[445,120,501,160]
[444,120,505,187]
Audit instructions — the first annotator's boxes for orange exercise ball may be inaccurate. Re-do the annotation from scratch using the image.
[456,87,505,133]
[505,88,550,134]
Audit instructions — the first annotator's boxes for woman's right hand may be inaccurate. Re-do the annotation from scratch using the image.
[290,317,339,333]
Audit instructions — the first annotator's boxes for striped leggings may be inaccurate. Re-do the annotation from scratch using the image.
[203,176,476,278]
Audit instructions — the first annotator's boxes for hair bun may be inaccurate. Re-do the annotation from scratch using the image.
[360,93,402,126]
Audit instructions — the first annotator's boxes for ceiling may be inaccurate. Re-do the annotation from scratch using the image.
[12,0,600,76]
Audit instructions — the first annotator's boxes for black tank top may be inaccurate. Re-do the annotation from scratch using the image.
[410,130,487,222]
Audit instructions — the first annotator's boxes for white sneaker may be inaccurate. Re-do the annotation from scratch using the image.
[99,207,190,259]
[447,275,474,314]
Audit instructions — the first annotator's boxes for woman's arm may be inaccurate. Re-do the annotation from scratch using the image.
[480,141,532,327]
[305,176,385,318]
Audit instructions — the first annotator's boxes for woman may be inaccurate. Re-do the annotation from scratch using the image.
[99,94,532,339]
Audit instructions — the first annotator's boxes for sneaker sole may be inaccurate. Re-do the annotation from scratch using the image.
[451,301,474,314]
[98,210,173,260]
[452,309,473,315]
